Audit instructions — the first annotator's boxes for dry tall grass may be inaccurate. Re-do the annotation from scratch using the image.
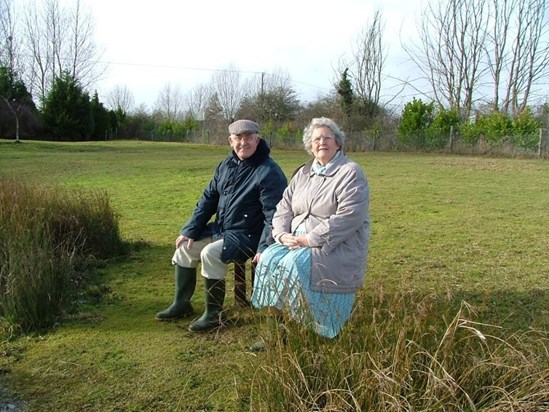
[250,288,549,411]
[0,177,127,334]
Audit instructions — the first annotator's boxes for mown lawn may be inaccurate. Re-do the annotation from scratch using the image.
[0,140,547,411]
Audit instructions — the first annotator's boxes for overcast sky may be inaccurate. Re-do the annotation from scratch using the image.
[84,0,424,110]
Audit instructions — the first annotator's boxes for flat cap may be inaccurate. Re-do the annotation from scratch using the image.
[229,119,259,135]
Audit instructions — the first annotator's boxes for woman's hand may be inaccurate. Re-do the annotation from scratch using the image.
[280,234,309,250]
[252,253,261,264]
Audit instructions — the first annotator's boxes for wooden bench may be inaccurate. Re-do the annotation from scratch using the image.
[233,261,256,307]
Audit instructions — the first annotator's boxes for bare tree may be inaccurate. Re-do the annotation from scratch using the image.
[486,0,516,112]
[349,10,387,115]
[500,0,549,114]
[404,0,488,120]
[106,85,135,113]
[184,83,211,120]
[23,0,62,102]
[210,64,242,121]
[0,0,20,72]
[154,82,184,121]
[239,69,300,122]
[410,0,549,117]
[242,69,293,96]
[22,0,104,104]
[65,0,104,90]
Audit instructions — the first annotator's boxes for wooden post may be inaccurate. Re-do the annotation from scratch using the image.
[234,261,256,307]
[538,128,543,158]
[449,125,454,153]
[234,262,249,307]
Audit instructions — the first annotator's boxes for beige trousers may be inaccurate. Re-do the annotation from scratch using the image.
[171,237,228,280]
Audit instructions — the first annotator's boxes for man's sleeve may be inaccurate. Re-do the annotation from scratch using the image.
[181,163,222,239]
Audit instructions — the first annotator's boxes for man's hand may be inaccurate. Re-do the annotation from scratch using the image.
[176,235,194,249]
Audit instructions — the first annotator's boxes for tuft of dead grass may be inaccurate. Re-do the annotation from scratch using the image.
[250,288,549,411]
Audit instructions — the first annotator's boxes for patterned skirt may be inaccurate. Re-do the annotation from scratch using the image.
[251,243,355,339]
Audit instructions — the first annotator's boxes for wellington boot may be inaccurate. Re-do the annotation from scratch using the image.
[188,278,226,332]
[155,266,196,320]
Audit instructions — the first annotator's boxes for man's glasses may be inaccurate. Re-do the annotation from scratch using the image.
[231,134,257,142]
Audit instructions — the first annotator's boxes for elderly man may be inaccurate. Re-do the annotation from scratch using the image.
[156,119,287,332]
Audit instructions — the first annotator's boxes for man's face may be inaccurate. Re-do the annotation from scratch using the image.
[228,133,259,160]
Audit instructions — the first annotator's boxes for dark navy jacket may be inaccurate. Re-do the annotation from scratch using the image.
[180,139,287,263]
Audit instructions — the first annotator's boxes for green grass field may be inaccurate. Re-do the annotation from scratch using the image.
[0,140,547,411]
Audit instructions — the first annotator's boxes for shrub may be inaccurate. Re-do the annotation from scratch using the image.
[511,109,542,150]
[478,112,513,145]
[460,110,542,151]
[0,177,127,333]
[398,98,435,148]
[157,118,199,141]
[427,107,461,149]
[276,122,300,146]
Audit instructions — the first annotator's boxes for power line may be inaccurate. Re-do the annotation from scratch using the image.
[98,59,332,94]
[98,60,265,76]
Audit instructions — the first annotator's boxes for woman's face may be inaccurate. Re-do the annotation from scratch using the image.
[311,126,340,166]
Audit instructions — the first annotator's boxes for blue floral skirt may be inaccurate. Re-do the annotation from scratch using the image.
[251,243,355,338]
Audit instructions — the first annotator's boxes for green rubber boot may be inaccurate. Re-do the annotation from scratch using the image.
[188,278,226,332]
[155,266,196,320]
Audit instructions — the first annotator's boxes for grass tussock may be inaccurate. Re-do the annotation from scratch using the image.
[250,287,549,411]
[0,176,127,334]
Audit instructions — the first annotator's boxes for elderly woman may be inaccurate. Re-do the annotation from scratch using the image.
[251,117,370,339]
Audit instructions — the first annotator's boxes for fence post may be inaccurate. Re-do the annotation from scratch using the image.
[449,125,454,153]
[539,128,543,158]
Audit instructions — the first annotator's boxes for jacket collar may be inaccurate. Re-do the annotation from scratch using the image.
[303,151,347,177]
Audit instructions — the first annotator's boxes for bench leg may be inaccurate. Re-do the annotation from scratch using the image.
[234,262,249,307]
[250,262,256,291]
